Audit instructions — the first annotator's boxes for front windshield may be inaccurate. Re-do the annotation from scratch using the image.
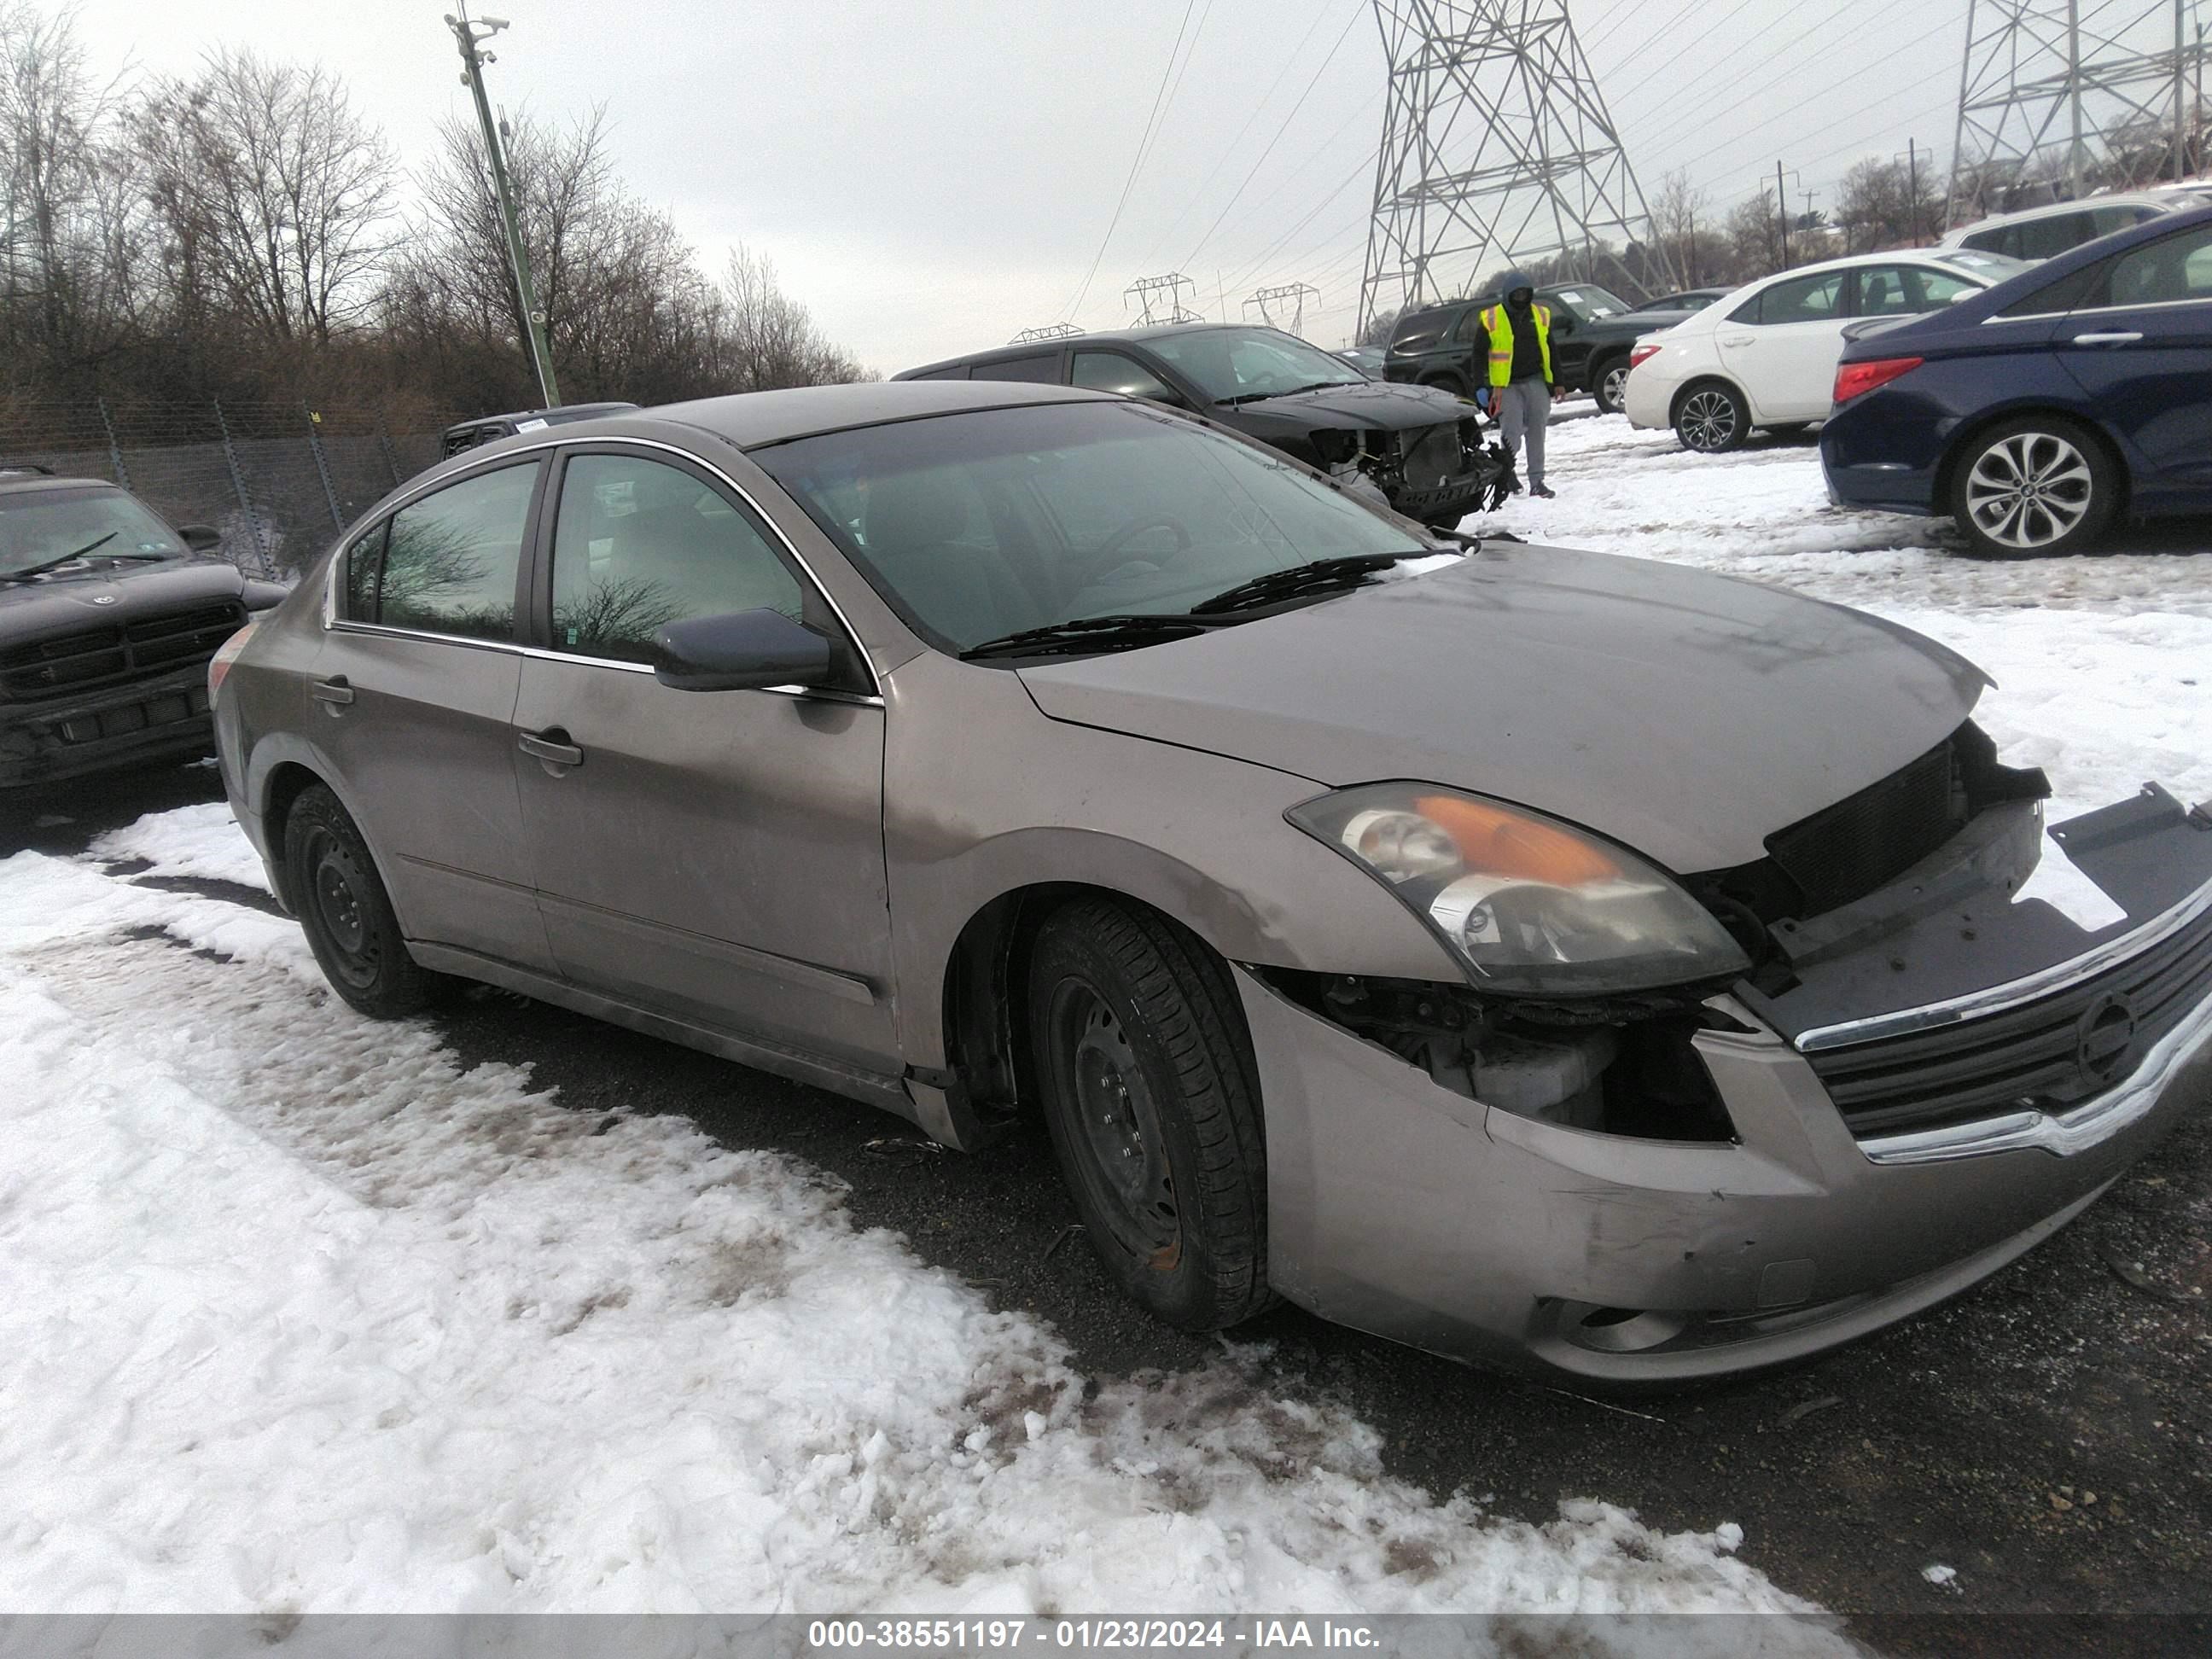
[1936,250,2030,280]
[0,486,185,577]
[1546,285,1630,320]
[1142,329,1366,403]
[754,401,1429,654]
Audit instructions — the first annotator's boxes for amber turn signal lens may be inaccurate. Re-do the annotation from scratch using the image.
[1413,795,1621,885]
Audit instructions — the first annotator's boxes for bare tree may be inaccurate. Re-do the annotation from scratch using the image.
[0,0,144,387]
[1832,157,1940,254]
[137,49,397,347]
[713,244,868,391]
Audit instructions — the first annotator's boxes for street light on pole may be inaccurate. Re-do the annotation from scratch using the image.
[445,4,562,408]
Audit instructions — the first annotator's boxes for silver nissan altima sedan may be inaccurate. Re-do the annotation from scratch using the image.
[211,380,2212,1382]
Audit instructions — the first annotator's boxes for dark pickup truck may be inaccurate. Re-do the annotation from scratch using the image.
[1,469,286,789]
[1383,282,1707,414]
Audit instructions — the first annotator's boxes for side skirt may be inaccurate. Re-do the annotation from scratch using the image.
[407,940,926,1129]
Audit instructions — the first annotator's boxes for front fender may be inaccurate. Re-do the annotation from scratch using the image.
[881,652,1464,1069]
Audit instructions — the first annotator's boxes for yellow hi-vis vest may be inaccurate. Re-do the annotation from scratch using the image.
[1478,302,1552,389]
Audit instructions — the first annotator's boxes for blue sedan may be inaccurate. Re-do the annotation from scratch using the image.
[1822,202,2212,556]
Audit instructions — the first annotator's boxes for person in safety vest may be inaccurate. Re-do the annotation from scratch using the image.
[1473,271,1557,499]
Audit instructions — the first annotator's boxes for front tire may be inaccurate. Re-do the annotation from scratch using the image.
[1027,899,1272,1331]
[1675,381,1749,453]
[1949,416,2117,557]
[1592,356,1631,415]
[285,783,440,1017]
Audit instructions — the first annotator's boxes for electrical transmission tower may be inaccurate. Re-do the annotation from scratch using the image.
[1010,323,1081,344]
[1948,1,2209,225]
[1125,272,1203,323]
[1243,282,1321,333]
[1358,1,1671,336]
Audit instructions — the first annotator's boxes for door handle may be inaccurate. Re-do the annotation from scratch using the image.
[1720,334,1755,346]
[311,676,353,708]
[2069,331,2143,346]
[518,729,585,770]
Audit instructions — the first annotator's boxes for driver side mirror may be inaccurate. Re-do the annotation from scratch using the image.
[178,524,222,551]
[652,608,831,693]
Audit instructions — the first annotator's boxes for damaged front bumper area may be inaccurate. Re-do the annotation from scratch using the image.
[1324,416,1512,524]
[1242,785,2212,1382]
[0,660,218,788]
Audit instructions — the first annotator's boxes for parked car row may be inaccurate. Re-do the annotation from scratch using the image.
[898,323,1515,525]
[1615,200,2212,558]
[1378,281,1703,413]
[1621,249,2028,451]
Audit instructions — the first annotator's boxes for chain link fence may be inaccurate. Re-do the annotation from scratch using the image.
[0,401,457,578]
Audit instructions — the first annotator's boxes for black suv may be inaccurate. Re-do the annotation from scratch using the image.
[1383,282,1704,414]
[1,468,286,789]
[897,324,1511,525]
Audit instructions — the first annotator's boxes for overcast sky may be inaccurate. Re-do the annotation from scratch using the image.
[67,0,2197,371]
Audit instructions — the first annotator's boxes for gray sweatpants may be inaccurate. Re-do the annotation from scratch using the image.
[1493,378,1550,489]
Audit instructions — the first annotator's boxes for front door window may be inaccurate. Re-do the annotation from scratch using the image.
[548,453,805,662]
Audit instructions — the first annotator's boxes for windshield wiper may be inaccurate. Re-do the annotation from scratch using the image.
[1,532,127,582]
[1214,380,1360,407]
[959,613,1225,661]
[1187,553,1409,616]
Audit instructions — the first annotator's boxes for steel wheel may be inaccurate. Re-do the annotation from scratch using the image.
[1597,360,1631,415]
[304,824,380,990]
[283,783,441,1016]
[1963,430,2094,550]
[1676,383,1746,453]
[1027,898,1273,1330]
[1049,981,1180,1264]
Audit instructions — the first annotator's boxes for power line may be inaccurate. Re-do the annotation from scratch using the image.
[1180,1,1368,271]
[1128,0,1337,272]
[1063,0,1206,321]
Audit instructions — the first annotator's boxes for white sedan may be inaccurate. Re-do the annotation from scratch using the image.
[1621,249,2027,453]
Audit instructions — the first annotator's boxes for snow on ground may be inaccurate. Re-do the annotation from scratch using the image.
[4,414,2206,1626]
[1470,416,2212,820]
[0,853,1836,1634]
[87,799,271,891]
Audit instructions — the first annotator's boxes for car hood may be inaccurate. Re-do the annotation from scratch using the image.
[0,555,251,642]
[1016,544,1989,875]
[1219,378,1471,433]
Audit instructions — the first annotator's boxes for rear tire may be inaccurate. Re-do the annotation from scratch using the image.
[1675,381,1749,453]
[1592,356,1631,415]
[1947,415,2118,557]
[1027,898,1273,1330]
[285,783,439,1017]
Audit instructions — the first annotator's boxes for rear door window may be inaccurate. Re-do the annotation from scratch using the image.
[2089,223,2212,308]
[1744,271,1846,324]
[2016,210,2096,260]
[1393,308,1456,349]
[1070,351,1179,402]
[968,352,1062,384]
[359,462,540,641]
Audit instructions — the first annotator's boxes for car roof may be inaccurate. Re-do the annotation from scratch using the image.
[562,380,1121,452]
[0,473,121,498]
[1845,201,2212,344]
[1947,190,2192,236]
[897,322,1313,379]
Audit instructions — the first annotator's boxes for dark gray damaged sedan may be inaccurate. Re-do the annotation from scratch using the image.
[211,380,2212,1382]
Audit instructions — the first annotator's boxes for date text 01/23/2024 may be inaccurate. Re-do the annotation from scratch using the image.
[805,1619,1382,1650]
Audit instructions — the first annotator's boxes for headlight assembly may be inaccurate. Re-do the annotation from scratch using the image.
[1289,784,1750,995]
